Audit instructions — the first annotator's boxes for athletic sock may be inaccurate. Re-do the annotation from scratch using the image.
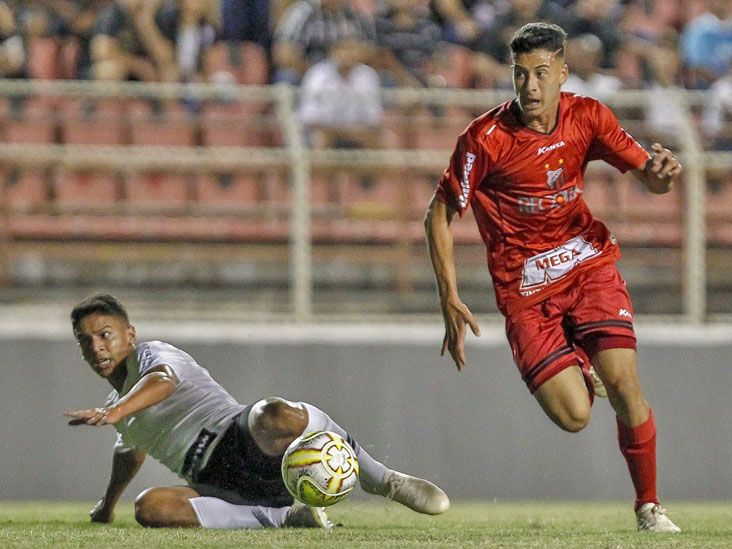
[301,402,390,494]
[617,410,660,510]
[189,496,289,528]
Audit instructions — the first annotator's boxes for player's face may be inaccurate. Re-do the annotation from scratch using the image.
[74,313,136,378]
[512,48,568,123]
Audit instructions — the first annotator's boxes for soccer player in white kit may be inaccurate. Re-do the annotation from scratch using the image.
[65,294,449,529]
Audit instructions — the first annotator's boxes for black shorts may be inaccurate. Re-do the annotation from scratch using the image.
[184,406,294,508]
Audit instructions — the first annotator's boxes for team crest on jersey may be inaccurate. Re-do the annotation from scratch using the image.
[546,167,564,189]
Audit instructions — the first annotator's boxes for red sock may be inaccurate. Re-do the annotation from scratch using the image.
[617,410,659,511]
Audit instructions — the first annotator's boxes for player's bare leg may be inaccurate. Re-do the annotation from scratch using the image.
[534,366,592,432]
[593,348,680,533]
[248,397,448,514]
[135,486,201,527]
[593,348,648,426]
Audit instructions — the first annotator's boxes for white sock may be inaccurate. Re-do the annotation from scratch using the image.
[189,496,289,529]
[301,402,390,494]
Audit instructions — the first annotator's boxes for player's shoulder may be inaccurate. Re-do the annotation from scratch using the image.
[464,99,516,142]
[561,91,609,115]
[136,340,186,362]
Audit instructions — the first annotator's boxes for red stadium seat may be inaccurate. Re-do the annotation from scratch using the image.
[413,108,473,150]
[128,100,196,146]
[617,176,683,221]
[205,41,269,86]
[583,175,616,220]
[199,102,272,147]
[1,97,56,144]
[26,37,63,80]
[1,168,49,212]
[59,98,128,145]
[125,172,192,208]
[53,170,120,207]
[196,173,262,205]
[706,177,732,221]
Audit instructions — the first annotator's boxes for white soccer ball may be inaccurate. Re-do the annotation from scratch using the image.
[281,430,359,507]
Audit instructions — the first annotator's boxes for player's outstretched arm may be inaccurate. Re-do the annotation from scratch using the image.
[90,448,146,523]
[632,143,683,194]
[64,365,177,426]
[425,195,481,371]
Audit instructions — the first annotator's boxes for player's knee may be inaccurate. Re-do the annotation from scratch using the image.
[135,488,173,528]
[252,397,308,437]
[557,407,591,433]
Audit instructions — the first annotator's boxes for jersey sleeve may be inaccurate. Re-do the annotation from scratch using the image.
[587,100,650,172]
[137,341,189,380]
[435,127,490,216]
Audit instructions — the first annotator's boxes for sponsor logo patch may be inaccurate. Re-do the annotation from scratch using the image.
[537,141,566,156]
[458,152,476,208]
[519,236,600,295]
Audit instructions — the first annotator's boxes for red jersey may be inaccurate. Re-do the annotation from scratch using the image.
[436,92,649,316]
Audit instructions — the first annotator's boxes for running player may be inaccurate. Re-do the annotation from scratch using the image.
[65,294,449,529]
[424,22,681,532]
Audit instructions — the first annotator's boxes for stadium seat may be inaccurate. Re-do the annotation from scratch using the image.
[127,100,196,147]
[413,108,473,151]
[199,102,273,147]
[26,37,63,80]
[59,98,128,145]
[1,97,56,144]
[438,44,473,89]
[1,168,49,212]
[53,169,120,208]
[706,177,732,221]
[195,173,262,205]
[124,172,192,208]
[617,176,682,220]
[583,174,616,219]
[205,41,269,86]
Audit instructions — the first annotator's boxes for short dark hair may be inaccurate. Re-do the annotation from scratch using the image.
[71,294,130,331]
[510,22,567,58]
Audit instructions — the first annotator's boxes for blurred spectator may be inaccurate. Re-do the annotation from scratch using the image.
[158,0,219,82]
[0,1,24,78]
[563,33,622,99]
[701,67,732,149]
[680,0,732,88]
[429,0,496,47]
[219,0,270,50]
[566,0,621,69]
[16,1,106,79]
[641,31,686,142]
[272,0,376,84]
[374,0,443,87]
[298,36,383,149]
[90,0,178,81]
[430,0,568,88]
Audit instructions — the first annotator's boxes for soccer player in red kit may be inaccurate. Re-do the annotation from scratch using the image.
[424,22,682,532]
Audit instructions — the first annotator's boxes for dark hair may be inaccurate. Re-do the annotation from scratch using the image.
[510,22,567,58]
[71,294,130,331]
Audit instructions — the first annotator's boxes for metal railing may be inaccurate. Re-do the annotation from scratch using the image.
[0,79,729,323]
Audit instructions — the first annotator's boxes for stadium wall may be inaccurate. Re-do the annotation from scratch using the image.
[1,322,729,502]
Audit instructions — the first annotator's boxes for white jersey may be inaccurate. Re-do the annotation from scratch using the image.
[108,341,246,478]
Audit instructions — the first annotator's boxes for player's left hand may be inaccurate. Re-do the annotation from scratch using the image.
[64,407,119,426]
[644,143,682,191]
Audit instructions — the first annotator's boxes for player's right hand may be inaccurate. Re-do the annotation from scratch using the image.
[89,498,114,523]
[441,299,481,371]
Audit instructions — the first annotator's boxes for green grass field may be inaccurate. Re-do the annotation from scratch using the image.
[0,501,730,548]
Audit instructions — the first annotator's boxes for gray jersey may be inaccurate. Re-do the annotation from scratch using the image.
[108,341,246,478]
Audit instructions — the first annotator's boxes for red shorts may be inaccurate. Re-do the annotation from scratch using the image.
[505,263,637,394]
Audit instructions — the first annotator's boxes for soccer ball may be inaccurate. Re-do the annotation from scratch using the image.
[281,430,359,507]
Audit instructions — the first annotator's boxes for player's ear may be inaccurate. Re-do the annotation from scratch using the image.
[127,324,136,343]
[559,63,568,85]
